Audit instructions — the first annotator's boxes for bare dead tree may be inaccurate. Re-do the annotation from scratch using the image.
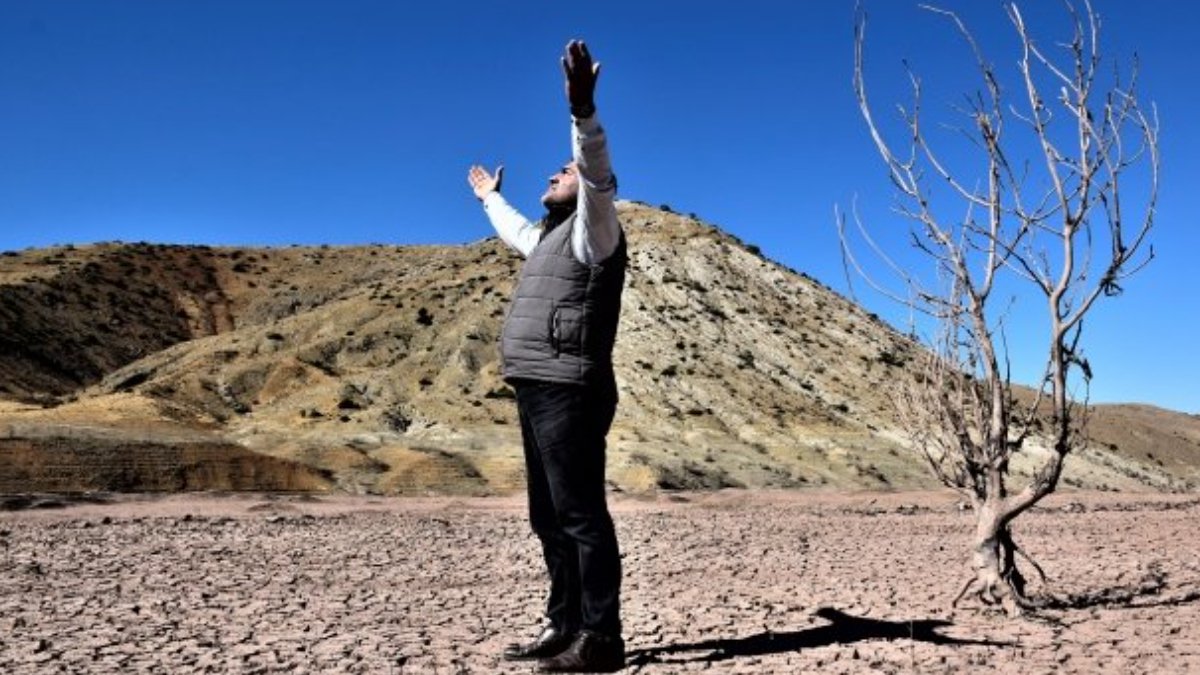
[841,1,1158,616]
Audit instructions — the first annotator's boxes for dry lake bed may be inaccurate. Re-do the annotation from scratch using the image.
[2,490,1199,673]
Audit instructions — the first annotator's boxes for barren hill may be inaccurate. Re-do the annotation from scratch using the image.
[2,202,1197,494]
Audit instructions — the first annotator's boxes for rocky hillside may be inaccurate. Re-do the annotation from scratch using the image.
[2,201,1197,494]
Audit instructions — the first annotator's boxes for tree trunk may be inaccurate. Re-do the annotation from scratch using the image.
[971,501,1030,616]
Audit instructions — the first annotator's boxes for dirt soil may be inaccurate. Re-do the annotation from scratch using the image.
[2,490,1198,674]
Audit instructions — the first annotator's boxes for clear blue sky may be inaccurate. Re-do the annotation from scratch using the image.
[2,1,1197,413]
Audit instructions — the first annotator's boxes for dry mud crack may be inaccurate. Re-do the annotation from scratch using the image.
[2,491,1199,674]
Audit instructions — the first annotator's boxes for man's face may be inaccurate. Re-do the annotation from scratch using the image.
[540,161,579,209]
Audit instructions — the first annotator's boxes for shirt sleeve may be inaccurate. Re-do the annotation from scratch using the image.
[571,113,621,265]
[482,192,542,258]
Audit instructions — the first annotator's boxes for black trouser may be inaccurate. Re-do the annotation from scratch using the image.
[514,377,622,638]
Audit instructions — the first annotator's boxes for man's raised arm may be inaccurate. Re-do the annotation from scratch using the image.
[564,40,621,266]
[468,164,542,257]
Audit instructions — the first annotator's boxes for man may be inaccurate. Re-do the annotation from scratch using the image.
[467,39,626,673]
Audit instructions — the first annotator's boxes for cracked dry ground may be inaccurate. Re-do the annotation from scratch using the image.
[2,491,1199,674]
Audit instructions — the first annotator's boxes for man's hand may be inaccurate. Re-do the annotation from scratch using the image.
[468,164,504,201]
[562,39,599,118]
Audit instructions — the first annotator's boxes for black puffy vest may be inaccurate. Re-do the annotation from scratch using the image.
[500,215,627,384]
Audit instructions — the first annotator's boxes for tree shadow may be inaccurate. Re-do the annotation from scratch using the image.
[1038,575,1200,612]
[628,607,1011,667]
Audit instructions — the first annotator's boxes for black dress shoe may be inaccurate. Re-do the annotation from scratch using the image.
[503,623,577,661]
[537,630,625,672]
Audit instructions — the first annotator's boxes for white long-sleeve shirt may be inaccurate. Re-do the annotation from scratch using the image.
[482,114,621,265]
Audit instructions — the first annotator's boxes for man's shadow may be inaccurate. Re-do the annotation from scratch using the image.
[627,607,1010,666]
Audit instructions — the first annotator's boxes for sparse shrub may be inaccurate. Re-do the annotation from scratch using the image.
[737,350,755,369]
[484,386,516,400]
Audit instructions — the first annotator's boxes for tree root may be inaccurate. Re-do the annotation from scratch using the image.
[951,575,976,608]
[954,526,1048,616]
[1013,539,1048,586]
